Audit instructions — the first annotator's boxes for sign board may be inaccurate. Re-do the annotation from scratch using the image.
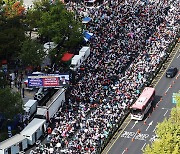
[28,74,69,88]
[8,126,12,138]
[172,93,180,104]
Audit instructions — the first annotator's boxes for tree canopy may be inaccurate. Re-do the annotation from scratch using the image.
[0,88,23,120]
[144,95,180,154]
[19,38,45,67]
[28,0,83,49]
[0,0,25,60]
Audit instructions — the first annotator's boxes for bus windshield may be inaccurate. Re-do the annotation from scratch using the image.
[131,109,142,115]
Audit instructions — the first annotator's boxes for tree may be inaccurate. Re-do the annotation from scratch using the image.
[0,70,7,88]
[3,0,25,18]
[0,1,25,60]
[0,88,23,120]
[28,0,83,49]
[19,38,45,68]
[144,97,180,154]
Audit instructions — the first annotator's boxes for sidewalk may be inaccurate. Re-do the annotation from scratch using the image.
[11,83,36,104]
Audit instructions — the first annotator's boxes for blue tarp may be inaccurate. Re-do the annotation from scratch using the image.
[83,31,93,42]
[82,17,92,24]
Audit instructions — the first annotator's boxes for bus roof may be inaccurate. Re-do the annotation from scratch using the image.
[131,87,155,110]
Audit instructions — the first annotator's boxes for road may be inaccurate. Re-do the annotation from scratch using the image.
[103,43,180,154]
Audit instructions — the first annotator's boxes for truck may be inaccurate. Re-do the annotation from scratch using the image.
[79,46,90,62]
[35,88,66,120]
[69,55,83,71]
[23,99,38,119]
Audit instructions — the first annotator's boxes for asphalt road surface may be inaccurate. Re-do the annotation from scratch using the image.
[104,43,180,154]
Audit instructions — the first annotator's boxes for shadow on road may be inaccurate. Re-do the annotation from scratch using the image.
[143,95,162,120]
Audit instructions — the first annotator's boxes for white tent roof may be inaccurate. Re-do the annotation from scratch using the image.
[0,134,26,149]
[21,118,46,137]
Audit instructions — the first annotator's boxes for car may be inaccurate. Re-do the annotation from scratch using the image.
[166,67,178,78]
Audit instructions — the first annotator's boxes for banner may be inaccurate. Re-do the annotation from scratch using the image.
[28,74,69,88]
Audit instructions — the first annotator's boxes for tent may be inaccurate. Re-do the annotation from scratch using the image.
[83,31,93,42]
[61,53,74,62]
[82,17,92,24]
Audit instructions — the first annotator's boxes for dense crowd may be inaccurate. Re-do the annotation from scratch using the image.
[32,0,179,153]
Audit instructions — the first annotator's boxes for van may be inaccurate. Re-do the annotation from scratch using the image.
[79,46,90,62]
[70,55,83,71]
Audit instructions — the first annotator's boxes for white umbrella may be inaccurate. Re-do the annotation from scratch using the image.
[49,147,54,153]
[44,42,57,50]
[56,142,61,148]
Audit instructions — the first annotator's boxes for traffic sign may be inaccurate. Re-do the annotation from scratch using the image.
[172,93,180,104]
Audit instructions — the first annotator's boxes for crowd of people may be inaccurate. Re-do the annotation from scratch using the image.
[33,0,179,153]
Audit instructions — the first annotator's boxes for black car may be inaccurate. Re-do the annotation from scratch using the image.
[166,67,178,78]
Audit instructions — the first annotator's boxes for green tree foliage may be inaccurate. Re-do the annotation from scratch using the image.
[0,1,25,60]
[19,38,45,67]
[0,88,23,120]
[29,0,83,49]
[0,16,25,59]
[0,70,7,88]
[144,97,180,154]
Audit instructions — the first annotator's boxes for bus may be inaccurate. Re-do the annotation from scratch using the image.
[130,87,155,120]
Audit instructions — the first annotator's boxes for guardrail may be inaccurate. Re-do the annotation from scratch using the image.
[97,31,180,154]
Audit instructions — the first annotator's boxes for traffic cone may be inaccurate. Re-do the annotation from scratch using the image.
[137,129,141,134]
[160,98,163,102]
[172,81,175,84]
[132,138,135,142]
[148,113,151,118]
[169,85,172,88]
[144,121,146,125]
[164,92,167,96]
[125,148,128,152]
[156,104,159,107]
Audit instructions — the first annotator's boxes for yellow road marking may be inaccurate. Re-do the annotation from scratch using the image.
[105,117,131,154]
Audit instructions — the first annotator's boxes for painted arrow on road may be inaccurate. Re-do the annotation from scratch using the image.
[145,121,153,131]
[131,121,138,129]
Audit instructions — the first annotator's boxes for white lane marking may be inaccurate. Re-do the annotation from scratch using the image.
[153,127,156,133]
[165,87,170,93]
[131,121,138,129]
[132,131,138,139]
[162,107,171,110]
[164,110,168,116]
[141,143,146,151]
[122,150,125,154]
[177,53,180,58]
[145,121,153,131]
[135,133,149,141]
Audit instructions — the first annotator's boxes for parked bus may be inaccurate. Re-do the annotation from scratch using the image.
[130,87,155,120]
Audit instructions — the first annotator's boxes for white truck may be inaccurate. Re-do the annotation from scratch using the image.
[35,88,66,120]
[70,55,83,71]
[79,46,90,62]
[23,99,38,119]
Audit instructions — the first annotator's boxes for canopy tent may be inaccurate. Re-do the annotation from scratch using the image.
[61,53,74,62]
[83,31,93,42]
[82,17,92,24]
